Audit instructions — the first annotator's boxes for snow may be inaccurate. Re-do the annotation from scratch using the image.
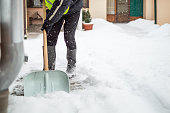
[9,19,170,113]
[128,18,160,32]
[148,24,170,37]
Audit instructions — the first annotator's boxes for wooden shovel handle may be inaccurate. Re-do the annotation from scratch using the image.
[43,0,49,71]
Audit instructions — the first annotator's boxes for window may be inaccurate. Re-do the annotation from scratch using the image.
[107,0,115,14]
[83,0,89,8]
[27,0,42,8]
[34,0,42,7]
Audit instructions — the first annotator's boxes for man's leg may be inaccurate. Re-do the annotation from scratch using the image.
[63,11,81,75]
[46,17,64,70]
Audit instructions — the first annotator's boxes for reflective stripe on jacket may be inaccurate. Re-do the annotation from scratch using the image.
[45,0,69,15]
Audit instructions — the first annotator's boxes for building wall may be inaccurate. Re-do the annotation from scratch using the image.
[157,0,170,25]
[89,0,107,20]
[143,0,154,20]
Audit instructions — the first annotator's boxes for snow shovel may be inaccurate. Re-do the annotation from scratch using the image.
[24,0,69,96]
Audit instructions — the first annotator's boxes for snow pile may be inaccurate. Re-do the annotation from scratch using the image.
[8,19,170,113]
[92,19,123,31]
[148,24,170,37]
[128,18,160,32]
[8,86,164,113]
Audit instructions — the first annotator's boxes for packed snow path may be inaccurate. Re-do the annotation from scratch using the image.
[9,19,170,113]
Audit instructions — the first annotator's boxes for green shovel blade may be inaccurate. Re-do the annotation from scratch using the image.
[24,70,70,96]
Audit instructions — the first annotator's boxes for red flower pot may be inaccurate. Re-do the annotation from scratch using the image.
[83,23,93,30]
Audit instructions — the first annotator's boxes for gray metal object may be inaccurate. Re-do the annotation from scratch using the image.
[0,90,9,113]
[0,1,1,61]
[0,0,24,91]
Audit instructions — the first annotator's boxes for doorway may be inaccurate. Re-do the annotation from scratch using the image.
[116,0,130,23]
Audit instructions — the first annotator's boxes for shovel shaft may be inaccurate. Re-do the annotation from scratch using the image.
[43,0,49,71]
[43,30,48,71]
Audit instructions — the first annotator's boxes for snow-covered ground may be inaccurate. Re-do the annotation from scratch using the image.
[8,19,170,113]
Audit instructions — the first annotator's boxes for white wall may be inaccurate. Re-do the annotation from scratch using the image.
[143,0,154,20]
[89,0,107,20]
[157,0,170,25]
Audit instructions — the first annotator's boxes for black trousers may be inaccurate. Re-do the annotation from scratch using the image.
[47,11,80,50]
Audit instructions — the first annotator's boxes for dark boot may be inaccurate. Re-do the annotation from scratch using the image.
[47,46,56,70]
[66,49,76,76]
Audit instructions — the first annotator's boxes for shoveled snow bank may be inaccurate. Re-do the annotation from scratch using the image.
[148,24,170,37]
[127,18,170,38]
[8,86,166,113]
[128,18,160,32]
[9,19,170,113]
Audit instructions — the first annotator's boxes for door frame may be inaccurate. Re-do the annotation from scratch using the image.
[106,0,117,22]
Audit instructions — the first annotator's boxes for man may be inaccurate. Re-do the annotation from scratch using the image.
[41,0,83,77]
